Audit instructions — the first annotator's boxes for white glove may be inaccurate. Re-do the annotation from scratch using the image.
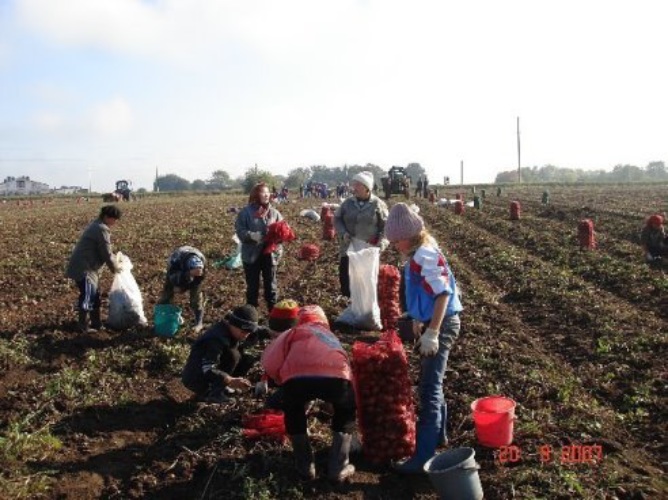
[254,380,268,397]
[249,231,263,243]
[379,238,389,252]
[418,328,440,356]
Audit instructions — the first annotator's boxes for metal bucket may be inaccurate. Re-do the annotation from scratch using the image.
[423,447,483,500]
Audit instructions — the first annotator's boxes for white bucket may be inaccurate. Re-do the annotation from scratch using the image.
[423,447,483,500]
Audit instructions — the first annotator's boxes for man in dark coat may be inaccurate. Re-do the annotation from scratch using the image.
[66,205,122,332]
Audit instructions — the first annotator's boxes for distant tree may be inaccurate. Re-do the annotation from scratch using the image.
[405,163,426,182]
[208,169,231,190]
[645,161,667,180]
[156,174,191,191]
[242,166,275,194]
[285,167,312,188]
[191,179,207,191]
[611,164,643,182]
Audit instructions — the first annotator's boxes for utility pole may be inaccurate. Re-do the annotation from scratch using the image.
[87,167,94,194]
[517,116,521,183]
[460,160,464,186]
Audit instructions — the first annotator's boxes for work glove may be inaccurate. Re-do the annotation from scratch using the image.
[254,380,268,397]
[249,231,263,243]
[417,328,440,357]
[228,377,252,391]
[378,238,389,252]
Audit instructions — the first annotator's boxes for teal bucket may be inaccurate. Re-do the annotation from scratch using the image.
[153,304,183,337]
[424,447,484,500]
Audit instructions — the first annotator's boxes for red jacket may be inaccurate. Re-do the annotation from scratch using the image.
[261,323,351,385]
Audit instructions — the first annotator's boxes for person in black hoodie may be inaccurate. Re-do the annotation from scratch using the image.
[181,305,260,404]
[158,246,207,334]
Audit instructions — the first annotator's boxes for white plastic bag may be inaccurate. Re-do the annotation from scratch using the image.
[336,240,382,330]
[108,252,148,330]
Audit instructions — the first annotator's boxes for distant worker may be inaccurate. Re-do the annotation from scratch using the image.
[157,246,207,334]
[66,205,122,333]
[640,214,668,262]
[415,177,423,198]
[422,176,429,198]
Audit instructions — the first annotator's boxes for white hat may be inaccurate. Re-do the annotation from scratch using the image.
[352,171,374,192]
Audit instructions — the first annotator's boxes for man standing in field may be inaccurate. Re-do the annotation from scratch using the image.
[66,205,122,333]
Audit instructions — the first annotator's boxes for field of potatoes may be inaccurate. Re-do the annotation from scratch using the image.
[0,183,666,499]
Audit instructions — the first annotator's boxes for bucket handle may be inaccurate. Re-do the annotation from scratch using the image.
[459,463,481,472]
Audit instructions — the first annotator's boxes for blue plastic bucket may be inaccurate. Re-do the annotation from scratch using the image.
[153,304,183,337]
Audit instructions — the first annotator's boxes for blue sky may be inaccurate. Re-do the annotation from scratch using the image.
[1,0,667,191]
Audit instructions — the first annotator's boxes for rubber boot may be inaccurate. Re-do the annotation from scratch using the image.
[192,309,204,335]
[289,434,316,480]
[328,432,355,482]
[90,308,102,331]
[77,310,90,333]
[393,425,439,474]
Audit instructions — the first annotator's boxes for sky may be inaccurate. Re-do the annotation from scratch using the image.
[1,0,667,191]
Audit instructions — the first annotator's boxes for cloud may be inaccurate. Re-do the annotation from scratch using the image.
[88,97,134,136]
[33,111,65,132]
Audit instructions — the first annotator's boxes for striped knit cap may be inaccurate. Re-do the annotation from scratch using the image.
[268,299,300,332]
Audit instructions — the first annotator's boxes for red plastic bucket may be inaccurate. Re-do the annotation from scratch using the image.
[470,396,516,447]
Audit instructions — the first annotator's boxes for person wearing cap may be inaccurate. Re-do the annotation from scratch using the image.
[640,214,667,262]
[261,305,356,482]
[235,182,284,311]
[384,203,463,474]
[333,171,389,298]
[181,305,259,404]
[66,205,123,333]
[157,246,207,334]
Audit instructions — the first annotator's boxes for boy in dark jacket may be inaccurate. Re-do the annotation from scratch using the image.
[66,205,122,332]
[181,305,259,404]
[158,246,207,334]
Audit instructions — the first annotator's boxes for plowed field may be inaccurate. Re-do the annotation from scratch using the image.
[1,183,666,499]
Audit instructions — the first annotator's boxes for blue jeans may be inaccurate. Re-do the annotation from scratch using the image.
[418,314,460,439]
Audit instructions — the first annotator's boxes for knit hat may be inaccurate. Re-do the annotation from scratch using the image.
[297,305,328,326]
[647,214,664,228]
[352,171,374,192]
[268,299,300,332]
[187,255,204,270]
[385,202,425,242]
[226,305,259,332]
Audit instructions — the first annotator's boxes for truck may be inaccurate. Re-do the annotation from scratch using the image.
[381,166,411,199]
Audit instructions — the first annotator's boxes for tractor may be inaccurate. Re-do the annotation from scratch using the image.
[382,166,411,199]
[102,180,133,202]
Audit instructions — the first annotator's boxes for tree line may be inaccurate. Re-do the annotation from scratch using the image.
[495,161,667,183]
[154,163,427,193]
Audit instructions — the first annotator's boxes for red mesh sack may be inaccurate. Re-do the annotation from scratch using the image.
[578,219,596,250]
[322,208,335,241]
[378,265,401,331]
[352,331,416,465]
[454,200,465,215]
[263,220,297,255]
[510,201,521,220]
[242,410,287,443]
[298,244,320,261]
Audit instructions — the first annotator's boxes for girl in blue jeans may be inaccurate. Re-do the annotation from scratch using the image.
[384,203,463,474]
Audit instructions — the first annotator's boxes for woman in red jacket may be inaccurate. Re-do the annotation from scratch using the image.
[261,305,356,482]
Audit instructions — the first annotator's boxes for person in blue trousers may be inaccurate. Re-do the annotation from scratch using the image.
[384,203,463,474]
